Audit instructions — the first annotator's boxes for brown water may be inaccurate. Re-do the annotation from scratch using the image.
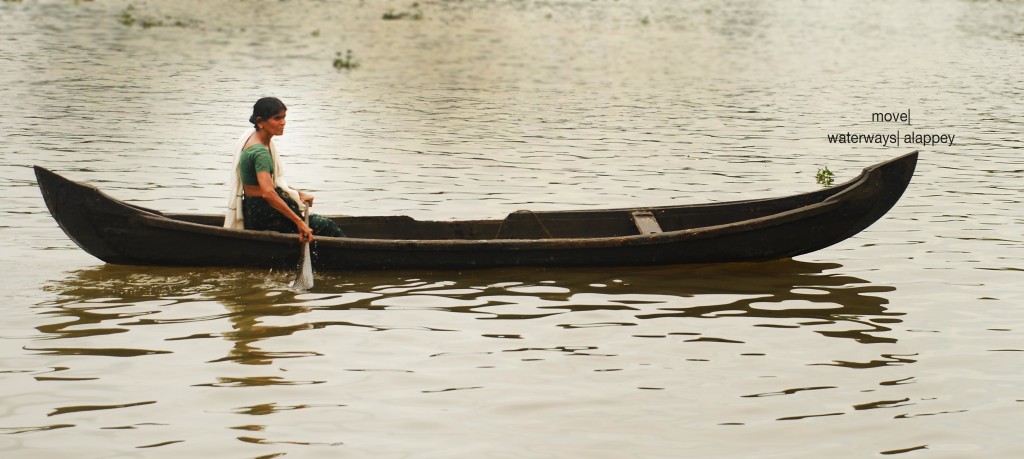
[2,0,1023,457]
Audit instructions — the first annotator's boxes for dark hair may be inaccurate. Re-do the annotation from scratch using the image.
[249,97,287,129]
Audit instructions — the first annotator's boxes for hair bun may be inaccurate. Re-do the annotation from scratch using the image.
[249,97,287,130]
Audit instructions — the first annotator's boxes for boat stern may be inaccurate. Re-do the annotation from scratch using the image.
[35,166,138,263]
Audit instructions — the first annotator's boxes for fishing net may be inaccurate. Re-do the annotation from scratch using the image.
[291,243,314,290]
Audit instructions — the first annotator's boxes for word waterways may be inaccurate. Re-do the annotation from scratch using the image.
[826,131,955,147]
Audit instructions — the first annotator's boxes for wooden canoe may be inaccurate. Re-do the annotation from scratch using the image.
[35,151,917,270]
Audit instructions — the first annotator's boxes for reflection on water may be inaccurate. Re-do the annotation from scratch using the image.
[39,260,901,369]
[6,260,936,455]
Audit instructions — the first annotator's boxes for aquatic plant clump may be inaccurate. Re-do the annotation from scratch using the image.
[118,5,135,26]
[816,166,835,186]
[117,4,193,29]
[333,50,359,70]
[382,2,423,20]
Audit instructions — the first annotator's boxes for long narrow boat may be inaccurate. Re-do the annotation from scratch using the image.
[35,151,917,270]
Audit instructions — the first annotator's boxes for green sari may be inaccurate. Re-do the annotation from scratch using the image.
[242,188,344,237]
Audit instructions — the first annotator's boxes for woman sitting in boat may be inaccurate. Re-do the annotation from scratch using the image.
[224,97,344,241]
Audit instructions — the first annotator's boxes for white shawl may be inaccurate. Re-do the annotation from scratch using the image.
[225,129,306,229]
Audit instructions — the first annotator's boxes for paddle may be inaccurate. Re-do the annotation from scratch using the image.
[290,205,314,290]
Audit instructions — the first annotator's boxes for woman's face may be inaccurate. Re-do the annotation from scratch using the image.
[260,109,286,136]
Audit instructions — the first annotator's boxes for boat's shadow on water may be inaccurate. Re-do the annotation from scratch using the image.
[39,259,903,353]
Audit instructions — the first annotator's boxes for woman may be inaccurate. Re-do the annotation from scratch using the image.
[225,97,344,242]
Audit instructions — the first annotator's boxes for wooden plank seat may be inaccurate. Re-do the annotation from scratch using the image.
[631,210,663,234]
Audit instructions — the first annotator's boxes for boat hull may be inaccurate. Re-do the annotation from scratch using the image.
[35,152,917,270]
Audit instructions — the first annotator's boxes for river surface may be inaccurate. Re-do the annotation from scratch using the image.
[1,0,1022,458]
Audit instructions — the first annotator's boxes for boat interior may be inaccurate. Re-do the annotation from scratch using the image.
[161,184,848,240]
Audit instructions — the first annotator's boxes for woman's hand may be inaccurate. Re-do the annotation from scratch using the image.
[254,173,315,242]
[297,220,314,243]
[298,191,314,207]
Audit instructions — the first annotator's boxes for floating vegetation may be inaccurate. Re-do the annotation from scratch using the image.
[383,2,423,20]
[140,18,188,29]
[311,29,321,37]
[816,166,835,186]
[333,50,359,70]
[117,4,192,29]
[641,16,651,26]
[118,5,135,26]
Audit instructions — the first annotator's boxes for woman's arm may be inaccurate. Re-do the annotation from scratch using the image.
[256,171,314,242]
